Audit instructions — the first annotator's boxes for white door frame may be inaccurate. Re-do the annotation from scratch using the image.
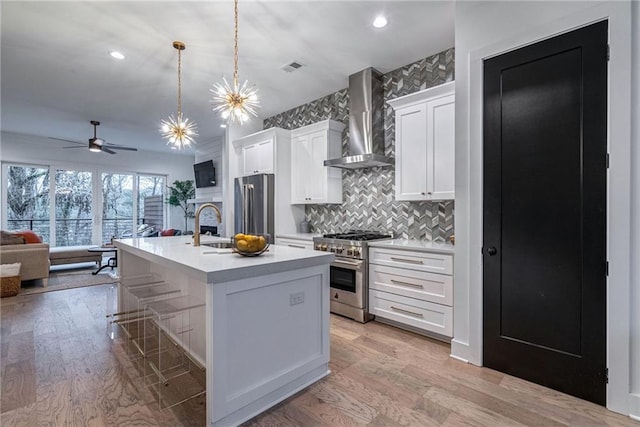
[453,2,633,415]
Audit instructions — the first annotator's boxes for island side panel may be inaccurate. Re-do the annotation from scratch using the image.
[209,264,330,427]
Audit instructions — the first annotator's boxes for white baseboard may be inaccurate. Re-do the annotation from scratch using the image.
[629,393,640,420]
[451,338,471,364]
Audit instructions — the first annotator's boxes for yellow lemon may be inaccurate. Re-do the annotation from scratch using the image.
[236,239,249,252]
[257,236,267,250]
[234,233,245,241]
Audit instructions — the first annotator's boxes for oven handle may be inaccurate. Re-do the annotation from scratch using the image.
[332,258,364,269]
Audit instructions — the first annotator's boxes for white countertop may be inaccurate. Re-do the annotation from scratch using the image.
[275,233,322,241]
[114,235,334,283]
[368,239,455,254]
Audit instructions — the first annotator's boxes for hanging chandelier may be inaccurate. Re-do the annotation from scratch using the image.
[209,0,260,124]
[160,41,198,149]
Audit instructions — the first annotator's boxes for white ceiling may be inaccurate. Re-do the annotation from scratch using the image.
[1,1,454,155]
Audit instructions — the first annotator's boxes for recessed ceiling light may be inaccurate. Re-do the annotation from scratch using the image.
[220,124,227,128]
[372,15,388,29]
[109,51,125,60]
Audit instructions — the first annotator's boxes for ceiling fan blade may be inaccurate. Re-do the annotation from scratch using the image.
[108,146,138,151]
[102,147,117,154]
[62,145,85,149]
[49,137,84,145]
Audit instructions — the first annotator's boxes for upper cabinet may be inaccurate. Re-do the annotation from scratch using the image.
[290,119,346,204]
[387,81,455,202]
[235,134,274,176]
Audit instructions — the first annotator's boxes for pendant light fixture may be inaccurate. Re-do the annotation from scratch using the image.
[160,41,198,149]
[209,0,260,124]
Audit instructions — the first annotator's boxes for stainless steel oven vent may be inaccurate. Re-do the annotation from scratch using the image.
[324,68,393,169]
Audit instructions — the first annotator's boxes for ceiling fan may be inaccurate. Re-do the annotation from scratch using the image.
[49,120,138,154]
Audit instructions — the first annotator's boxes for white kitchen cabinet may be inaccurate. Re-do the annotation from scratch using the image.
[387,81,455,201]
[276,237,315,251]
[240,137,273,175]
[369,244,454,339]
[290,120,345,204]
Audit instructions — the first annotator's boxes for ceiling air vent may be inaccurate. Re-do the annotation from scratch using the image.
[281,61,303,73]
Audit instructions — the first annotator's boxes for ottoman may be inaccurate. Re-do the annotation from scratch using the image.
[49,245,103,266]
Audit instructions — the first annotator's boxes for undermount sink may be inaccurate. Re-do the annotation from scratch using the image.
[201,241,233,249]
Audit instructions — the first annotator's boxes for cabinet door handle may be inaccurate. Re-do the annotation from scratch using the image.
[287,244,306,249]
[390,306,424,318]
[427,192,432,195]
[390,257,424,265]
[390,279,424,289]
[421,192,425,195]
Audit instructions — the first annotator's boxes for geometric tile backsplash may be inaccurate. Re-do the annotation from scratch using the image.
[264,48,455,241]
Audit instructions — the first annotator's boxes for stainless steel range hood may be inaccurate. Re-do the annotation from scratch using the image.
[324,68,393,169]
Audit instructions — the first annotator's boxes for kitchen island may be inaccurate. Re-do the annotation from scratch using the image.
[113,235,334,426]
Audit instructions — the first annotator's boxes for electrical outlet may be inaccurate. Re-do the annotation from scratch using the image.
[290,292,304,306]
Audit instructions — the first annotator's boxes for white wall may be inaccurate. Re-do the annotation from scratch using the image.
[195,137,224,202]
[0,131,195,233]
[194,136,224,235]
[630,0,640,419]
[454,1,637,416]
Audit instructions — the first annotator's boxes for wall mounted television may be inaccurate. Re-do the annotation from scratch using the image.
[193,160,216,188]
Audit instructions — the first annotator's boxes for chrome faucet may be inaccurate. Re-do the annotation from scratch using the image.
[193,203,223,247]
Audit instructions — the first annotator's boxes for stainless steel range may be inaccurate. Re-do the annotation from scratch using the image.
[313,230,391,322]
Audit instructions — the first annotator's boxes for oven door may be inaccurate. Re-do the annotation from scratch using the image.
[329,258,365,308]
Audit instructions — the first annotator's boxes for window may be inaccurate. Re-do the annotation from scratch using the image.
[55,169,93,246]
[5,164,50,242]
[3,162,168,247]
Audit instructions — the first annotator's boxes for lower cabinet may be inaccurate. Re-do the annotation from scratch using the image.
[369,246,453,339]
[276,236,315,250]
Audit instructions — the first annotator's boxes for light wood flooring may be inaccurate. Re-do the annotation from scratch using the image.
[1,284,637,426]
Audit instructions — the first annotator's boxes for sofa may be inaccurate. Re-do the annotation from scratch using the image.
[0,242,50,286]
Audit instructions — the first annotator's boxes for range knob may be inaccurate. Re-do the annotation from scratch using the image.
[329,246,336,253]
[346,248,354,256]
[352,248,361,258]
[314,244,322,251]
[335,247,343,254]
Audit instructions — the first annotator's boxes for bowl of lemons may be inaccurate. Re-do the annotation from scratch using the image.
[232,233,270,257]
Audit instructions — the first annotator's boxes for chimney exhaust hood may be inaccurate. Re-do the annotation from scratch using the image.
[324,68,393,169]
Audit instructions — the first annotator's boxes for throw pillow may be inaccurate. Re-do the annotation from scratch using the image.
[0,263,21,278]
[0,231,25,245]
[160,229,175,236]
[16,230,42,244]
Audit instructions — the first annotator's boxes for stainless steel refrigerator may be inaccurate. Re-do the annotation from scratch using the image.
[234,174,275,241]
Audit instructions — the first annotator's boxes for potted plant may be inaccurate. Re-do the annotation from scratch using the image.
[166,180,195,233]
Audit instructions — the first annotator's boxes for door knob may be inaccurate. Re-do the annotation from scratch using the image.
[487,247,497,256]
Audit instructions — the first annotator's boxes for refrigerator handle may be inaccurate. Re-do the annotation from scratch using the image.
[243,183,255,234]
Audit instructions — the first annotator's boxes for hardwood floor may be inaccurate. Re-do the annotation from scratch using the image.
[1,284,637,426]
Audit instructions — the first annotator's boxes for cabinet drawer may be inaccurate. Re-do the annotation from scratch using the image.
[369,264,452,306]
[276,238,314,250]
[369,289,452,337]
[369,248,453,275]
